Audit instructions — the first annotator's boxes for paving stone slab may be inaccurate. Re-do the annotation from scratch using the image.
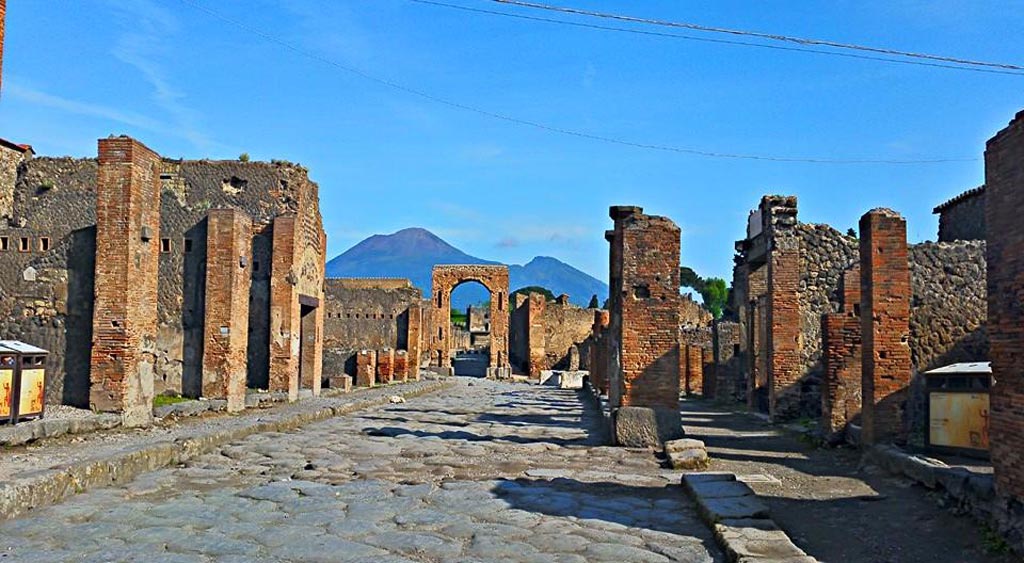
[690,479,757,500]
[697,495,771,522]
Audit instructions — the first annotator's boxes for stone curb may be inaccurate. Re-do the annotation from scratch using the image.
[0,379,453,522]
[680,472,817,563]
[0,414,122,448]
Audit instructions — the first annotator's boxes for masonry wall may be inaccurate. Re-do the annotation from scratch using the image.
[985,110,1024,502]
[712,320,742,402]
[89,137,162,426]
[536,299,594,373]
[936,189,986,243]
[322,279,423,381]
[0,142,22,219]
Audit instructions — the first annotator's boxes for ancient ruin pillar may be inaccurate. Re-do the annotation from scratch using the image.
[607,206,683,446]
[590,310,610,393]
[406,303,422,381]
[859,209,911,445]
[764,196,802,421]
[377,348,395,384]
[821,266,862,437]
[527,292,547,378]
[89,136,161,427]
[356,350,376,387]
[685,345,703,395]
[394,350,409,382]
[202,209,253,413]
[269,215,300,400]
[985,110,1024,501]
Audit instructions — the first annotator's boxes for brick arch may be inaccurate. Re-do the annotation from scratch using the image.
[431,265,510,378]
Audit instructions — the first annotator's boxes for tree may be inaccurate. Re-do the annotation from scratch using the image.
[679,266,706,293]
[700,278,729,319]
[846,227,857,238]
[587,294,600,308]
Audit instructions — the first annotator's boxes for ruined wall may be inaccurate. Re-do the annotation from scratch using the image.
[935,187,986,243]
[680,295,712,327]
[908,241,988,371]
[322,279,422,380]
[712,321,742,402]
[0,141,26,219]
[0,157,96,407]
[796,223,859,416]
[538,299,594,372]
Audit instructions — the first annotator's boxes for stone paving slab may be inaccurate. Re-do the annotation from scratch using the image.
[0,377,724,562]
[0,379,451,522]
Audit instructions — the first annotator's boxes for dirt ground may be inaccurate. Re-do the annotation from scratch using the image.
[681,398,1017,563]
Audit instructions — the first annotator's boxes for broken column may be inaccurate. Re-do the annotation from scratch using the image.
[985,110,1024,504]
[527,292,547,378]
[821,266,862,438]
[860,209,912,445]
[202,208,253,413]
[406,304,422,381]
[763,196,802,421]
[394,350,409,381]
[607,205,683,447]
[589,310,610,393]
[89,136,161,427]
[356,350,376,387]
[269,214,301,400]
[377,348,395,384]
[685,345,703,395]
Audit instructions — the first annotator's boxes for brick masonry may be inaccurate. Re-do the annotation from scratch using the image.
[431,265,509,376]
[356,349,376,387]
[201,208,252,413]
[985,110,1024,500]
[89,137,161,427]
[764,196,803,421]
[821,312,862,436]
[394,350,409,381]
[377,348,395,384]
[607,206,682,445]
[860,209,912,445]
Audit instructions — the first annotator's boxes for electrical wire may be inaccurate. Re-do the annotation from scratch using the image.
[410,0,1024,76]
[491,0,1024,73]
[172,0,979,165]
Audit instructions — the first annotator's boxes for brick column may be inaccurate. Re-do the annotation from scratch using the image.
[377,348,395,384]
[0,0,6,98]
[764,196,802,421]
[394,350,409,382]
[527,292,547,377]
[985,110,1024,500]
[202,208,252,413]
[406,303,422,381]
[89,136,161,427]
[607,206,682,446]
[685,345,703,395]
[269,215,300,401]
[859,209,911,445]
[747,267,768,409]
[356,350,376,387]
[821,266,863,437]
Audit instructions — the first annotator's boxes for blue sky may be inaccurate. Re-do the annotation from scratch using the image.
[2,1,1022,283]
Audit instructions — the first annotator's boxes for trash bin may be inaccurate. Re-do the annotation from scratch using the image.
[0,341,48,425]
[924,362,991,456]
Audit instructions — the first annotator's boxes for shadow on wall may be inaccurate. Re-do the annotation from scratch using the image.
[62,226,96,408]
[181,219,207,399]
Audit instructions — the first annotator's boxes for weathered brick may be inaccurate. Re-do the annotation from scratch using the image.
[431,265,509,377]
[89,136,161,427]
[860,209,911,445]
[202,208,252,413]
[377,348,395,384]
[355,349,376,387]
[985,110,1024,500]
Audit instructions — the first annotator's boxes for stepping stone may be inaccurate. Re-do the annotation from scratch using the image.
[696,495,770,522]
[689,479,756,499]
[715,519,817,562]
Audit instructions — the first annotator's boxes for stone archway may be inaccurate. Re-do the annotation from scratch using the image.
[431,265,510,378]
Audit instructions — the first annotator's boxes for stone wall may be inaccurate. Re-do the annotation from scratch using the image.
[908,241,988,371]
[680,294,712,327]
[431,265,509,376]
[711,320,742,403]
[934,186,986,243]
[0,140,27,219]
[538,299,594,372]
[322,278,422,381]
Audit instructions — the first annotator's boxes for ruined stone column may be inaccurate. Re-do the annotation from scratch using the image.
[607,206,683,447]
[764,196,802,421]
[406,303,422,381]
[202,208,253,413]
[356,350,376,387]
[821,266,862,437]
[527,292,547,378]
[985,110,1024,501]
[394,350,409,381]
[269,215,300,400]
[590,310,610,393]
[89,136,161,427]
[377,348,395,384]
[859,209,911,445]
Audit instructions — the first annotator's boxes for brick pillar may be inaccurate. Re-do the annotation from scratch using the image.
[764,196,802,421]
[202,209,252,413]
[986,110,1024,500]
[590,310,609,393]
[608,206,682,446]
[356,350,376,387]
[527,292,547,377]
[821,266,863,437]
[406,303,422,381]
[394,350,409,382]
[859,209,911,445]
[89,136,161,427]
[0,0,6,98]
[685,345,703,395]
[377,348,395,384]
[747,267,768,409]
[269,215,300,401]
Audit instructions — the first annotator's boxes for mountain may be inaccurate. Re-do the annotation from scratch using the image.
[326,228,608,309]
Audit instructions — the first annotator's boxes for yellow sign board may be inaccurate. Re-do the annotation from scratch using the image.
[18,368,45,417]
[929,392,990,450]
[0,369,12,418]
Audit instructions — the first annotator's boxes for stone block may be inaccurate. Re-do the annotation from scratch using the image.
[665,438,709,470]
[690,479,755,500]
[558,371,584,390]
[696,495,771,523]
[614,406,684,447]
[328,375,352,393]
[714,519,816,562]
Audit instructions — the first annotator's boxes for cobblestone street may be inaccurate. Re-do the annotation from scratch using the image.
[0,379,721,562]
